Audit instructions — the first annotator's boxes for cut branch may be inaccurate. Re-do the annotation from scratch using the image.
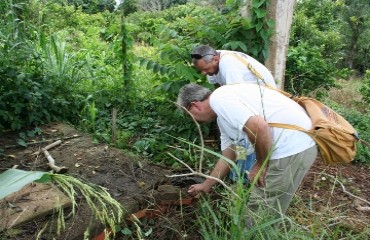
[43,149,68,174]
[32,140,62,155]
[39,140,68,174]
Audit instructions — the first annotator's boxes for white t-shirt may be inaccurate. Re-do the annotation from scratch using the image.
[210,84,315,160]
[207,50,277,87]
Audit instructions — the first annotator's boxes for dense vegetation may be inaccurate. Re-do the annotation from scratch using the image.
[1,0,369,165]
[1,0,370,239]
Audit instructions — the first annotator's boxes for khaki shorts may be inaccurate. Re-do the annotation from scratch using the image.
[247,145,318,215]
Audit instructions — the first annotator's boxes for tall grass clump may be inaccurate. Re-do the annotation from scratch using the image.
[37,32,86,123]
[196,180,313,240]
[168,136,308,239]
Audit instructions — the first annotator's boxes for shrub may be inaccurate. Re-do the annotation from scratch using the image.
[359,70,370,109]
[285,42,337,95]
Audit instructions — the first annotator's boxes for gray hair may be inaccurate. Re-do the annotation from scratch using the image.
[191,45,218,64]
[177,83,212,111]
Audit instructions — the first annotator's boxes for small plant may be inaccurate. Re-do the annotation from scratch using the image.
[16,127,43,147]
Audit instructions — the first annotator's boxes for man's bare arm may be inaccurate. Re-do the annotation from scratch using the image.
[243,115,272,187]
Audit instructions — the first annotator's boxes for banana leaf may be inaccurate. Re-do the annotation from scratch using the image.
[0,169,51,199]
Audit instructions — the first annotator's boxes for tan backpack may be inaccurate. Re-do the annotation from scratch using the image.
[229,52,360,164]
[268,95,358,164]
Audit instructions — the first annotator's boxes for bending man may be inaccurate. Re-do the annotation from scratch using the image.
[190,44,277,88]
[177,83,317,214]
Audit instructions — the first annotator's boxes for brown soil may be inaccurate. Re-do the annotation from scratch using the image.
[0,122,201,240]
[1,122,369,239]
[290,157,370,236]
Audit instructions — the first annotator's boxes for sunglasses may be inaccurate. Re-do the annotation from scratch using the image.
[190,53,215,59]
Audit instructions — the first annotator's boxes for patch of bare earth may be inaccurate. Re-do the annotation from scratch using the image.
[0,122,201,240]
[1,122,369,239]
[289,157,370,237]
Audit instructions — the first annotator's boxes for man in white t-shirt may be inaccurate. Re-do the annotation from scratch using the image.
[190,45,277,88]
[177,83,317,215]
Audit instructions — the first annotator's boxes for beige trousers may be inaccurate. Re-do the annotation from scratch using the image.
[247,145,318,215]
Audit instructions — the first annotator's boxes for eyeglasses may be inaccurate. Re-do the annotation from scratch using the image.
[185,93,211,111]
[190,53,215,59]
[185,102,193,111]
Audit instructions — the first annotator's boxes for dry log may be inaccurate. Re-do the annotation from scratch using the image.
[32,140,62,155]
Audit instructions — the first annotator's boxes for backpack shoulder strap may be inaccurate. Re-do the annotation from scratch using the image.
[222,52,266,83]
[268,122,308,133]
[224,53,308,132]
[229,53,300,99]
[223,52,293,95]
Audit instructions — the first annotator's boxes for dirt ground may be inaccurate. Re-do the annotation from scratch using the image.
[0,122,202,240]
[1,122,370,239]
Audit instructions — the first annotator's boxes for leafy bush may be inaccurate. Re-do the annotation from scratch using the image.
[285,42,337,95]
[292,0,370,74]
[286,2,347,95]
[0,2,56,130]
[337,0,370,73]
[0,1,122,131]
[359,70,370,108]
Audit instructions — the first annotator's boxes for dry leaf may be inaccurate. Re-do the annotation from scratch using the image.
[138,181,145,188]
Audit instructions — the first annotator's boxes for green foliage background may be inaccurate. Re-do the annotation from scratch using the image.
[0,0,369,166]
[1,0,370,239]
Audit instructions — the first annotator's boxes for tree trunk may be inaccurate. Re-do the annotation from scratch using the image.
[265,0,296,89]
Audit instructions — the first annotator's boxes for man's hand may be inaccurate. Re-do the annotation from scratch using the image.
[248,162,267,187]
[187,151,236,197]
[188,183,212,197]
